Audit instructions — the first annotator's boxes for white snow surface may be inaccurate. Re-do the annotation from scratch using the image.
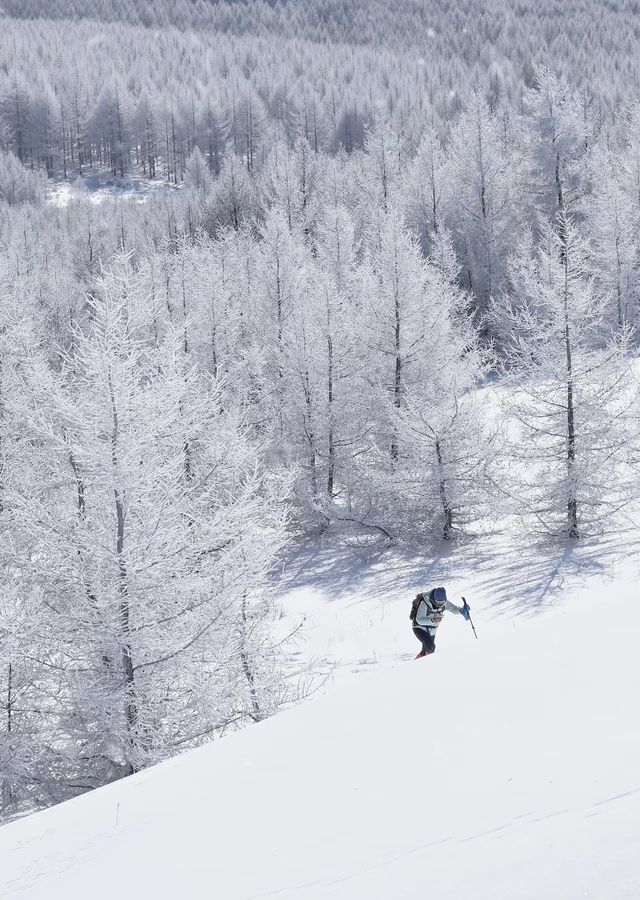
[47,174,179,207]
[1,531,639,899]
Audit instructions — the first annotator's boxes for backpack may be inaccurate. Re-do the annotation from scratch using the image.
[410,590,432,623]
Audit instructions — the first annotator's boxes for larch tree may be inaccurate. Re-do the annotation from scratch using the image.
[312,204,365,511]
[392,228,494,540]
[403,125,451,255]
[491,214,639,539]
[447,91,520,311]
[352,208,492,539]
[583,144,639,330]
[260,137,322,238]
[521,68,588,236]
[2,260,289,806]
[361,207,429,463]
[212,149,258,232]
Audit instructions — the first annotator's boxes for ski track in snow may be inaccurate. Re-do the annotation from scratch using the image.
[243,786,640,900]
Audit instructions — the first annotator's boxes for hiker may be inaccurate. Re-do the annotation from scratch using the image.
[409,587,471,658]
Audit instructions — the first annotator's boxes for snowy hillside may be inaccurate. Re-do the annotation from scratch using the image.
[4,0,640,892]
[2,536,639,900]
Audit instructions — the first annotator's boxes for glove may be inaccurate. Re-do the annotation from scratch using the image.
[461,600,471,621]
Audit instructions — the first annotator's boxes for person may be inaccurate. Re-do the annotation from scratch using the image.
[409,587,470,658]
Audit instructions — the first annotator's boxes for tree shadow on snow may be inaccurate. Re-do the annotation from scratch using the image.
[447,526,640,619]
[275,524,640,622]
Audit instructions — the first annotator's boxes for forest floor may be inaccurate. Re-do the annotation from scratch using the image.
[46,171,181,206]
[1,519,639,898]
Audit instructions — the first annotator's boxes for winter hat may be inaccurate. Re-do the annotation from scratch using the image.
[433,587,447,605]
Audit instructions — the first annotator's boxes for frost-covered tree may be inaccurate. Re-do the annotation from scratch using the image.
[184,146,214,194]
[392,230,494,539]
[312,205,364,507]
[448,92,520,309]
[212,149,257,231]
[0,300,47,819]
[349,210,492,539]
[254,209,309,438]
[583,144,639,329]
[1,260,289,808]
[0,150,44,204]
[260,138,322,237]
[361,208,431,461]
[522,68,590,229]
[491,215,639,538]
[403,126,451,254]
[356,120,408,222]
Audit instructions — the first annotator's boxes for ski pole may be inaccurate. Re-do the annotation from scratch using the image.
[461,597,478,639]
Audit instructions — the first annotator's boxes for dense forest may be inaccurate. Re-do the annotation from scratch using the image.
[2,0,640,818]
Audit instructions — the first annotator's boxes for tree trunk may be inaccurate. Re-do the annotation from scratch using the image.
[60,102,67,179]
[275,254,284,438]
[74,84,83,177]
[171,111,178,184]
[615,231,624,328]
[430,146,438,234]
[561,227,579,539]
[69,447,114,671]
[566,375,578,538]
[326,296,335,498]
[435,438,453,540]
[108,369,138,772]
[2,663,13,813]
[302,363,319,505]
[555,153,567,262]
[240,594,262,722]
[391,265,401,460]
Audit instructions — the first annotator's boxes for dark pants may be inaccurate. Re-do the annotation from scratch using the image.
[413,626,436,656]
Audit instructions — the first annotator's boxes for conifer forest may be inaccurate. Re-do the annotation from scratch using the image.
[2,0,640,818]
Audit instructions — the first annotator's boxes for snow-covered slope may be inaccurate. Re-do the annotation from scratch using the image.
[1,538,639,900]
